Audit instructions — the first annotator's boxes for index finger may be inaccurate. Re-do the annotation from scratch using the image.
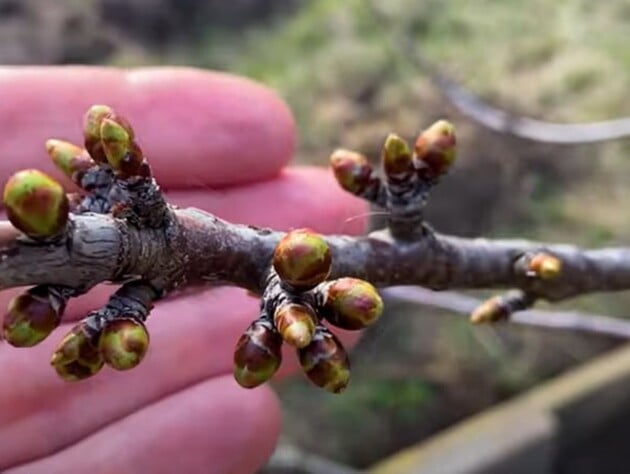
[0,67,295,188]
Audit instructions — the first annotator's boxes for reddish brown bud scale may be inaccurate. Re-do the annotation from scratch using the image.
[99,318,150,371]
[273,229,332,290]
[299,326,350,393]
[414,120,456,178]
[382,133,413,176]
[234,319,283,388]
[46,139,95,185]
[51,323,104,381]
[274,303,317,348]
[330,149,375,195]
[2,288,63,347]
[3,170,69,239]
[322,278,383,330]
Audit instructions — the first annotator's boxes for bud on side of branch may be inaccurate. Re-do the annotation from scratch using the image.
[234,318,283,388]
[51,322,104,381]
[414,120,456,178]
[274,303,317,348]
[3,170,69,239]
[527,253,562,280]
[2,287,63,347]
[299,326,350,393]
[273,229,332,290]
[330,149,375,195]
[99,318,150,371]
[322,278,383,330]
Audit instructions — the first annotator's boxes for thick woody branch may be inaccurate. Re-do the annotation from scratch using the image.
[2,207,630,305]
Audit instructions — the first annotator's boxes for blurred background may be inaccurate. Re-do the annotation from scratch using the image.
[3,0,630,471]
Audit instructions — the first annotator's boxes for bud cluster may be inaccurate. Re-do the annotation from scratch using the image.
[233,229,383,393]
[50,315,150,381]
[330,120,457,240]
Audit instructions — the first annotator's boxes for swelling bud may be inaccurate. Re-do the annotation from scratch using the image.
[233,319,283,388]
[299,326,350,393]
[3,169,69,239]
[99,318,150,371]
[322,278,383,330]
[273,229,332,290]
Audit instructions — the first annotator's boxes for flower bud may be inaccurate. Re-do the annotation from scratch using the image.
[99,318,149,371]
[274,303,317,348]
[330,149,375,195]
[527,253,562,280]
[45,139,95,185]
[414,120,456,178]
[382,133,412,176]
[299,326,350,393]
[2,287,63,347]
[234,318,282,388]
[3,169,69,238]
[322,278,383,330]
[273,229,332,290]
[51,322,104,381]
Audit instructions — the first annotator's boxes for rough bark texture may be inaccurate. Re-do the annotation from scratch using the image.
[2,206,630,305]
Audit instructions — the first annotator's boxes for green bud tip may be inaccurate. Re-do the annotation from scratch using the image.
[382,133,412,175]
[322,278,383,330]
[2,288,62,347]
[3,169,69,238]
[100,118,131,168]
[274,304,317,348]
[50,323,104,382]
[414,120,457,177]
[329,149,374,194]
[273,229,332,290]
[99,318,150,371]
[299,326,350,394]
[45,139,94,181]
[234,319,283,389]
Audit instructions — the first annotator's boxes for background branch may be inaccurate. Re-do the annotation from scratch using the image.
[383,287,630,339]
[366,2,630,144]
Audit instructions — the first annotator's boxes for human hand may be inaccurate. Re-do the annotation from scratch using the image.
[0,67,366,473]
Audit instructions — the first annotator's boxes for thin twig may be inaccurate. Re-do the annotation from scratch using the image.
[365,2,630,144]
[382,286,630,339]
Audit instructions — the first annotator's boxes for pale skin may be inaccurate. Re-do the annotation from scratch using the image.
[0,67,365,473]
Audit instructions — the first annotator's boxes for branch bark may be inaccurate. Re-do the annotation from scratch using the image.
[3,207,630,304]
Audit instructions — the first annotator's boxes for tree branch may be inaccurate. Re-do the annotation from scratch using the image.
[3,104,630,391]
[383,287,630,339]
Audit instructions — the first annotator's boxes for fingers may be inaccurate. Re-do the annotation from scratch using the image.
[0,67,295,188]
[0,288,258,468]
[7,376,280,474]
[167,166,369,232]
